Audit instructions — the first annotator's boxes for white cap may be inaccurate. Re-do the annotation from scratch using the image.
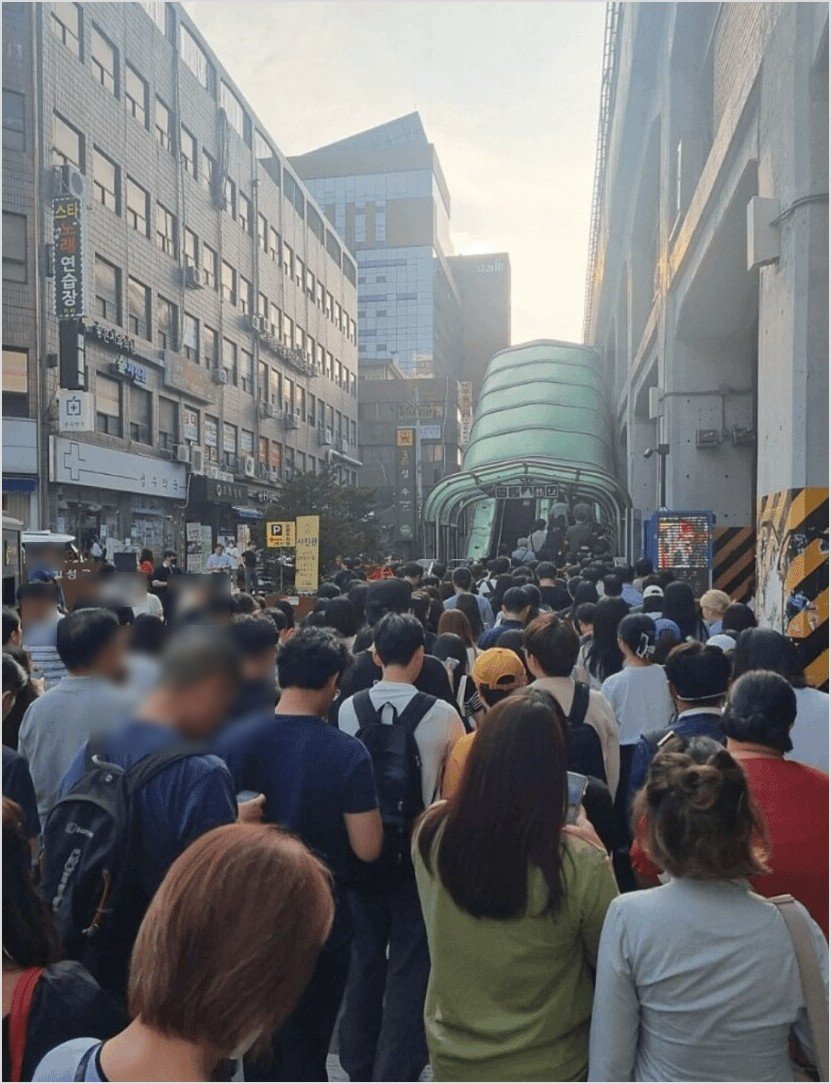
[707,633,737,653]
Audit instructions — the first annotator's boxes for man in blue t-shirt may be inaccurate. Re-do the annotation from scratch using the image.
[58,627,244,997]
[216,627,381,1082]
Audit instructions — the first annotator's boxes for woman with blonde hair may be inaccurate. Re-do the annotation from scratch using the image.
[699,588,732,635]
[34,824,334,1082]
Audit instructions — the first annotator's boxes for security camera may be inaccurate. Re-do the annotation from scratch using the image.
[643,447,655,460]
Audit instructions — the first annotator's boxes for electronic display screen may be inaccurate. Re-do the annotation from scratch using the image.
[657,514,711,570]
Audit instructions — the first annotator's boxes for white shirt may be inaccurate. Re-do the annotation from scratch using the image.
[589,878,827,1082]
[790,685,829,771]
[206,553,231,571]
[131,591,163,618]
[339,679,464,807]
[600,662,675,746]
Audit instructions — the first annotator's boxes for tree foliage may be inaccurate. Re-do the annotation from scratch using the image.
[264,466,381,571]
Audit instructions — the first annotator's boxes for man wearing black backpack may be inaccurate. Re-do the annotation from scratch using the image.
[41,627,243,1002]
[338,613,464,1083]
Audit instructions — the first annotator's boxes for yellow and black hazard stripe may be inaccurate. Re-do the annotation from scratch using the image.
[757,487,828,691]
[713,526,755,602]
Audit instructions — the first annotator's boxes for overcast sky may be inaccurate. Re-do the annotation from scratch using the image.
[183,1,606,344]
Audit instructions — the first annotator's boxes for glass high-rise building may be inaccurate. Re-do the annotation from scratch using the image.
[291,113,509,383]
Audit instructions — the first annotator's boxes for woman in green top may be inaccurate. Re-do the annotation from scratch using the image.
[413,689,618,1081]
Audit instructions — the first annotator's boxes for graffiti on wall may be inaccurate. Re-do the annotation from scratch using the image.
[756,487,829,690]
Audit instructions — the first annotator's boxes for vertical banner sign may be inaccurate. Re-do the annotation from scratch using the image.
[458,382,473,447]
[53,195,86,319]
[294,516,320,593]
[396,428,417,543]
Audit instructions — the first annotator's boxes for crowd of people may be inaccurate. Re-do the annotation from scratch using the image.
[1,535,828,1082]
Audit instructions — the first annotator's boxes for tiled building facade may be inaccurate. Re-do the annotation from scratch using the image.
[2,1,360,550]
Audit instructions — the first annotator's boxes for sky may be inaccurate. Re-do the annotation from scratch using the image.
[183,1,606,345]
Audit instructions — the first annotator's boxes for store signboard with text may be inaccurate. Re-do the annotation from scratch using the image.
[294,516,320,593]
[266,521,296,548]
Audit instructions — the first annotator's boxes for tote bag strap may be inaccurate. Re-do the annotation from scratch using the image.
[771,894,829,1082]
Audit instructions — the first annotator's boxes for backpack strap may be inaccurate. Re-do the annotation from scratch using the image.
[125,748,207,794]
[568,682,590,727]
[8,966,44,1082]
[352,689,382,731]
[396,692,436,734]
[771,894,830,1082]
[73,1042,101,1082]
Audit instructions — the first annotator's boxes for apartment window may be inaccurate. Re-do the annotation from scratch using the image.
[51,3,81,58]
[94,255,120,323]
[269,303,281,339]
[272,441,283,471]
[125,177,149,237]
[294,325,304,352]
[241,428,254,456]
[238,191,251,234]
[127,277,150,339]
[425,444,444,464]
[159,396,178,449]
[222,338,237,384]
[282,314,293,348]
[258,362,268,401]
[325,291,333,318]
[335,360,342,388]
[181,24,211,90]
[156,202,177,257]
[205,416,218,461]
[284,447,295,476]
[223,422,238,466]
[221,260,236,304]
[271,369,281,406]
[282,242,293,278]
[240,349,254,393]
[3,90,25,150]
[203,325,218,369]
[201,149,214,193]
[91,26,118,96]
[305,268,315,299]
[268,227,279,262]
[350,419,357,446]
[3,347,28,419]
[335,301,342,329]
[238,275,252,315]
[297,452,306,473]
[202,243,217,289]
[316,280,324,309]
[325,351,333,381]
[307,336,316,365]
[95,375,122,436]
[139,1,168,36]
[220,80,245,137]
[182,313,199,362]
[180,125,197,179]
[129,385,152,444]
[308,394,316,427]
[296,386,306,422]
[125,65,147,127]
[283,378,294,413]
[258,435,268,464]
[53,113,83,170]
[155,97,172,151]
[2,213,27,283]
[257,292,268,320]
[156,295,177,350]
[223,178,236,218]
[183,227,198,269]
[92,147,119,211]
[257,213,267,252]
[295,257,304,288]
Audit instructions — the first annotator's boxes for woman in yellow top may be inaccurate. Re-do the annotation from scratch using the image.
[413,689,618,1082]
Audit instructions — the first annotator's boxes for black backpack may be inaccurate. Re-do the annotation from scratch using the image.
[352,690,434,869]
[564,682,607,784]
[40,745,197,981]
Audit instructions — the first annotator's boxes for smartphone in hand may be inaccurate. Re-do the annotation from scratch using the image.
[566,772,589,825]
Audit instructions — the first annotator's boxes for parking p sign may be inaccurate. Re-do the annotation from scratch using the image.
[267,521,296,548]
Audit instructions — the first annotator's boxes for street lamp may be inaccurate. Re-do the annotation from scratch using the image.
[643,444,670,509]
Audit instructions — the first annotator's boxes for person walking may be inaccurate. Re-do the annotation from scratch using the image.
[590,734,828,1082]
[415,691,617,1081]
[443,567,495,629]
[338,613,464,1082]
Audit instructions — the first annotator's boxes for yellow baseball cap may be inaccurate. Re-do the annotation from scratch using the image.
[472,647,526,691]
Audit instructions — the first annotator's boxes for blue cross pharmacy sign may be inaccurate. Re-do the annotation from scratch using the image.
[57,390,94,433]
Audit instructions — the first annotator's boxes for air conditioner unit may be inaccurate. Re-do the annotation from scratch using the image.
[318,427,334,447]
[191,447,205,473]
[259,400,275,419]
[174,444,191,464]
[54,164,86,199]
[335,436,348,454]
[243,455,256,477]
[270,467,281,483]
[211,368,228,385]
[282,411,301,430]
[183,264,202,290]
[648,387,663,420]
[245,314,267,334]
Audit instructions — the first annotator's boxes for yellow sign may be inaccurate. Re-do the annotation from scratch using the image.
[294,515,320,593]
[266,521,296,548]
[396,428,415,447]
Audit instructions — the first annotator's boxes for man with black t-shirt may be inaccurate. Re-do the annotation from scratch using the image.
[150,551,179,623]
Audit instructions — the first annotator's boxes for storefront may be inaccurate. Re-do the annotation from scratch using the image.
[49,436,186,557]
[2,419,39,528]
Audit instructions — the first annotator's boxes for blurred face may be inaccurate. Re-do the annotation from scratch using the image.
[173,674,236,739]
[93,633,127,678]
[702,604,722,623]
[20,596,55,628]
[242,648,277,681]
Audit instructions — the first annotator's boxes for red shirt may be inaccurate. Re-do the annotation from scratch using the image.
[631,755,829,936]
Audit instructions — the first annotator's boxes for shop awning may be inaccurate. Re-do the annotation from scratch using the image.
[2,477,37,493]
[233,506,264,520]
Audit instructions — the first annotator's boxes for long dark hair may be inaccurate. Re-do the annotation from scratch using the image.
[417,690,568,919]
[585,597,627,681]
[662,581,703,640]
[3,798,61,966]
[731,628,806,688]
[455,593,484,640]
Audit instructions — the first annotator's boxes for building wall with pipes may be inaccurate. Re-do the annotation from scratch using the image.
[585,3,828,685]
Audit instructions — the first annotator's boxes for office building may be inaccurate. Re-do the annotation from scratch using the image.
[2,0,360,553]
[585,3,828,684]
